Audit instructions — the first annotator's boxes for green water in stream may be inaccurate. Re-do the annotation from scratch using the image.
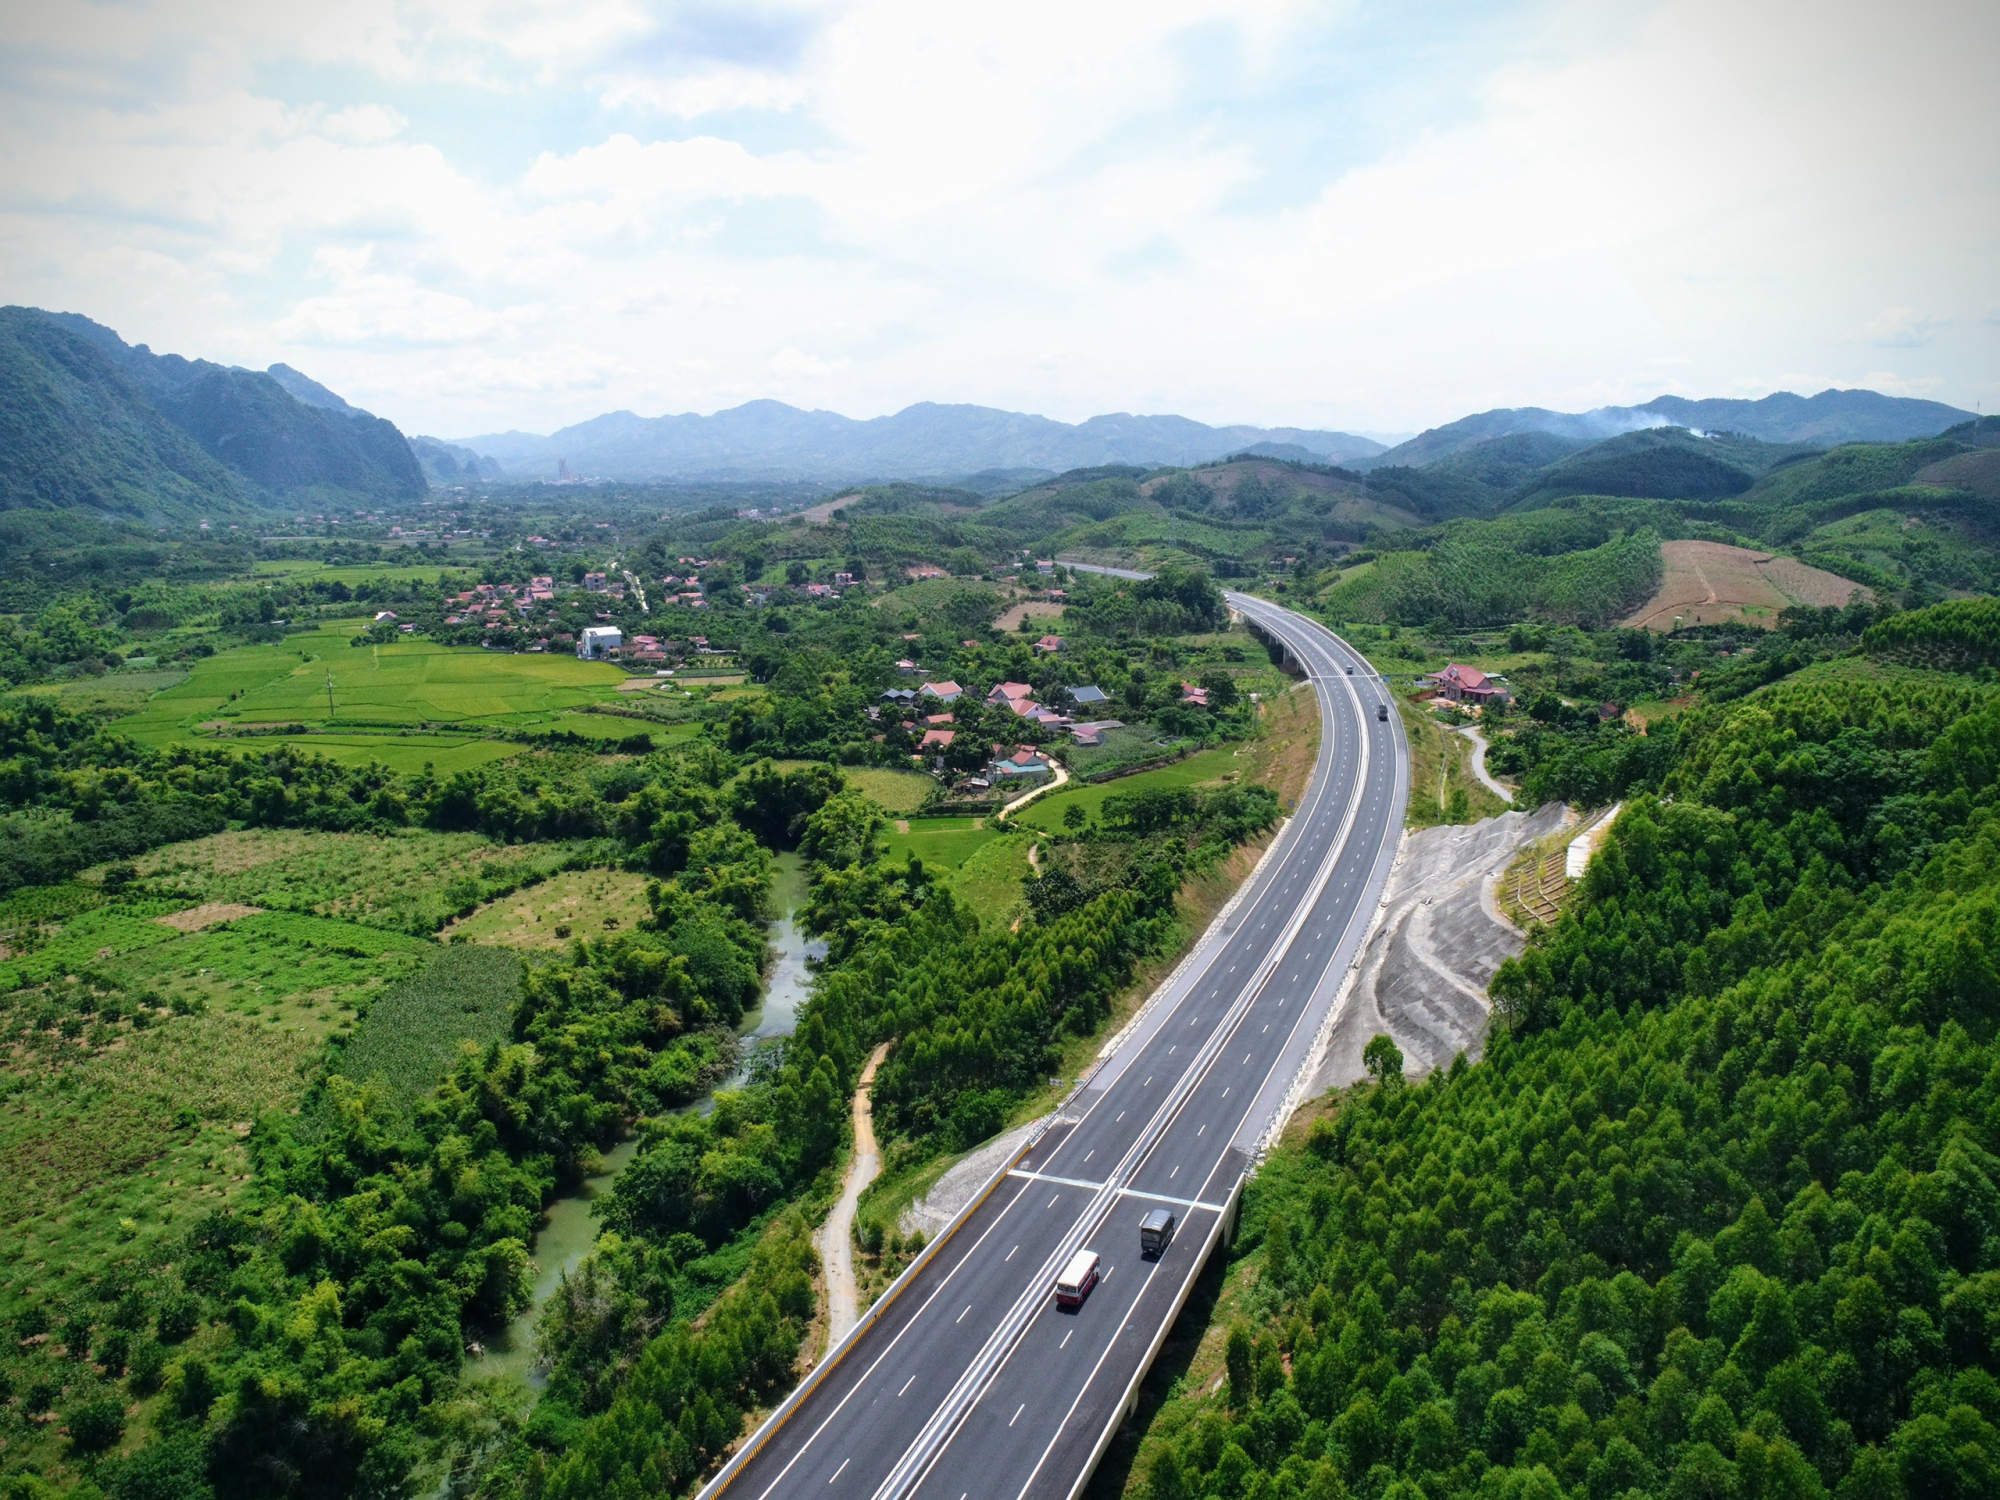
[465,853,813,1391]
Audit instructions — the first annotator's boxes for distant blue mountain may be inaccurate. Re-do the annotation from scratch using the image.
[454,400,1389,481]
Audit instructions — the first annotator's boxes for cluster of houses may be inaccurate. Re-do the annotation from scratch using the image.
[442,576,559,628]
[877,675,1130,788]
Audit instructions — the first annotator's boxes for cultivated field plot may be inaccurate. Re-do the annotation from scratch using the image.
[124,827,591,933]
[442,867,654,949]
[0,881,440,1317]
[992,599,1066,631]
[1622,540,1862,630]
[846,767,933,814]
[115,623,626,743]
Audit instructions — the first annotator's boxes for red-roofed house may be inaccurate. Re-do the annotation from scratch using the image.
[986,681,1035,706]
[1179,681,1210,707]
[1034,635,1063,653]
[1425,664,1507,704]
[919,728,956,749]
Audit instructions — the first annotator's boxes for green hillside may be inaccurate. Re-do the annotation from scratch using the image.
[0,310,253,519]
[0,307,426,520]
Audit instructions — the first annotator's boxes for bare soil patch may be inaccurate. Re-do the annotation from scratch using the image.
[991,599,1066,631]
[1624,540,1862,630]
[154,902,263,932]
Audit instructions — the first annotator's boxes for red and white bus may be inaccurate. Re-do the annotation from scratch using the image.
[1055,1248,1101,1309]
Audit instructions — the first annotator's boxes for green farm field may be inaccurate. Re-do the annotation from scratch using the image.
[114,624,626,745]
[878,814,999,871]
[1008,745,1246,831]
[248,559,462,587]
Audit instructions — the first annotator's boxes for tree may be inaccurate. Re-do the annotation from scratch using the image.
[787,561,809,585]
[1226,1323,1255,1410]
[1362,1032,1403,1086]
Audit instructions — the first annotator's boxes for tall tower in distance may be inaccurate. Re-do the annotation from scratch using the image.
[557,457,571,482]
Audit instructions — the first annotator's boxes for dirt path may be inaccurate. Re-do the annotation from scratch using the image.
[819,1043,891,1352]
[1456,726,1514,802]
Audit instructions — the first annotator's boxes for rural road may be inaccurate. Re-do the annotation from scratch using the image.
[1001,758,1070,818]
[698,576,1409,1500]
[820,1045,891,1350]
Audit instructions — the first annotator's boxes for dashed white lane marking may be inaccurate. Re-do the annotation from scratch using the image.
[1010,1405,1024,1427]
[1005,1245,1017,1262]
[899,1375,916,1396]
[957,1305,972,1324]
[830,1458,849,1483]
[1060,1330,1072,1349]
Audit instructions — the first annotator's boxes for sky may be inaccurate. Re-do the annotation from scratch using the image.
[0,0,1993,441]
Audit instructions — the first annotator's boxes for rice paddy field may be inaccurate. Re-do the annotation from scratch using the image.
[113,622,628,747]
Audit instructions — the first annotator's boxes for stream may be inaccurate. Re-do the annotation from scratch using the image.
[465,852,823,1390]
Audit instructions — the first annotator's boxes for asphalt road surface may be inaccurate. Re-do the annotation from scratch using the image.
[702,586,1409,1500]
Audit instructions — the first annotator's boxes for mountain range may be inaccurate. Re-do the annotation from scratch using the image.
[449,401,1393,481]
[451,389,1975,484]
[0,303,1978,515]
[0,307,425,519]
[1355,389,1975,471]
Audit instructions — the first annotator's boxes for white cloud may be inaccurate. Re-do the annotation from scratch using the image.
[0,0,1992,437]
[1866,308,1941,349]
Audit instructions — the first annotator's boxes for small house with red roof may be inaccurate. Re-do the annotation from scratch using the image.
[1425,664,1507,704]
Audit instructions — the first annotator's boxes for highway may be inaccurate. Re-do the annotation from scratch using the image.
[702,586,1409,1500]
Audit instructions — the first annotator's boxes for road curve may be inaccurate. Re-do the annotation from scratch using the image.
[700,583,1408,1500]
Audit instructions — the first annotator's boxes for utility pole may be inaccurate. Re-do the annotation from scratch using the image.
[325,670,336,723]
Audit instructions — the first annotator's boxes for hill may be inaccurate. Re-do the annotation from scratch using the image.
[1516,428,1814,506]
[0,308,253,518]
[0,307,426,518]
[452,399,1387,481]
[1361,388,1973,469]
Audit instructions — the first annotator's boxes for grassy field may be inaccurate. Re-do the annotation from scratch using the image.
[115,624,626,744]
[441,867,654,950]
[846,767,933,814]
[1400,702,1511,830]
[124,827,591,934]
[949,833,1035,925]
[1008,745,1246,832]
[878,815,1000,871]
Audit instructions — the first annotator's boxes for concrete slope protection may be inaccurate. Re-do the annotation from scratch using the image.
[702,586,1409,1500]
